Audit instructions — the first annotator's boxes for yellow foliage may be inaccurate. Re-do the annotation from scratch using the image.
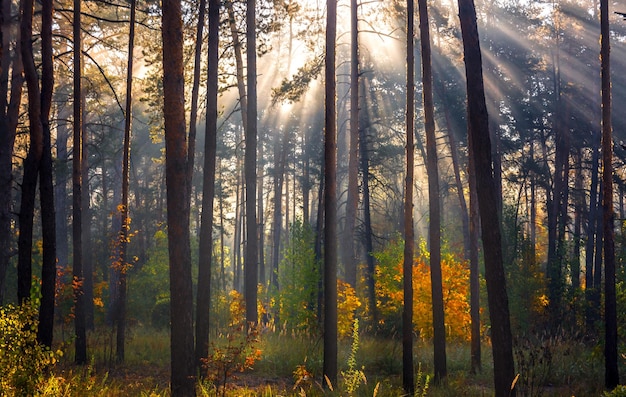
[337,280,361,338]
[412,256,472,341]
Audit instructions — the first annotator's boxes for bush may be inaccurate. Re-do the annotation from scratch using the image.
[0,301,62,396]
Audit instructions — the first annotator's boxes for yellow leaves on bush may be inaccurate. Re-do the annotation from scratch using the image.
[411,256,472,341]
[337,280,361,338]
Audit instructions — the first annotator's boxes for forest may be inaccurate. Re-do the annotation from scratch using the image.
[1,0,626,395]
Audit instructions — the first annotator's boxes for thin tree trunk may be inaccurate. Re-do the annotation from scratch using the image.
[195,0,218,370]
[116,0,136,362]
[585,128,600,333]
[601,0,618,387]
[457,0,516,394]
[81,93,94,331]
[418,0,446,381]
[323,0,338,385]
[244,0,258,327]
[73,0,87,363]
[403,0,415,393]
[343,0,359,288]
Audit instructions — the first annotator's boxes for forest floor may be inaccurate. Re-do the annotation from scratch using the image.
[49,326,615,396]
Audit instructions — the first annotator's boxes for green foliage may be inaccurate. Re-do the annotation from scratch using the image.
[341,319,366,396]
[372,236,404,334]
[414,363,430,397]
[0,301,62,396]
[604,386,626,397]
[275,220,320,334]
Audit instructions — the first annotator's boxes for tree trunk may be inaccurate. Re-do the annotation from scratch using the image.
[418,0,446,382]
[162,0,196,393]
[195,0,218,371]
[323,0,338,386]
[585,128,600,333]
[81,93,94,331]
[601,0,618,387]
[244,0,258,327]
[37,0,56,348]
[403,0,415,393]
[116,0,136,362]
[457,1,516,395]
[343,0,359,288]
[73,0,87,363]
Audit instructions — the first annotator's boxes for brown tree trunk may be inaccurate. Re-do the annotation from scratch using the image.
[343,0,359,288]
[162,0,196,393]
[323,0,338,386]
[601,0,618,387]
[244,0,258,327]
[195,0,218,371]
[73,0,87,363]
[116,0,136,363]
[418,0,446,382]
[457,0,516,395]
[403,0,415,393]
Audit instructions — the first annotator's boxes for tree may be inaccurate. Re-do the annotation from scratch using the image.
[323,0,338,386]
[601,0,618,389]
[402,0,415,393]
[195,0,218,370]
[244,0,258,328]
[162,0,196,393]
[418,0,446,382]
[457,0,516,395]
[343,0,359,288]
[115,0,137,363]
[73,0,87,364]
[0,0,22,304]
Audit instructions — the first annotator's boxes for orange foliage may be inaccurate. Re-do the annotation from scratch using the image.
[412,256,472,341]
[337,280,362,338]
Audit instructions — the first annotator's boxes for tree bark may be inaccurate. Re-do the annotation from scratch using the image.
[457,0,516,395]
[162,0,196,393]
[323,0,338,386]
[403,0,415,393]
[244,0,258,327]
[73,0,87,363]
[601,0,618,388]
[195,0,218,371]
[343,0,359,288]
[418,0,446,382]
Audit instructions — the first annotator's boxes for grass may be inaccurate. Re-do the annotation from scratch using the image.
[20,325,617,396]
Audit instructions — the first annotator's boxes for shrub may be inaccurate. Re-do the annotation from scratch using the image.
[0,301,62,396]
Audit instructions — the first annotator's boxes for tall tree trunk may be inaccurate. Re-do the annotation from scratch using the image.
[585,128,600,333]
[244,0,258,327]
[457,1,516,395]
[601,0,618,388]
[81,93,94,331]
[116,0,136,362]
[360,78,376,326]
[468,141,481,373]
[73,0,87,363]
[323,0,338,386]
[343,0,359,288]
[37,0,56,348]
[403,0,415,393]
[195,0,218,371]
[418,0,446,382]
[17,0,43,305]
[271,133,287,293]
[162,0,196,393]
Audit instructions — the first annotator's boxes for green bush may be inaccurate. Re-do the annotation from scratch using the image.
[0,301,62,396]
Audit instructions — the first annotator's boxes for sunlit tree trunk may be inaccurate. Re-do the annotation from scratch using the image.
[457,0,516,395]
[162,0,196,392]
[73,0,87,363]
[572,148,583,291]
[600,0,618,388]
[323,0,338,386]
[342,0,359,288]
[244,0,258,327]
[360,77,376,326]
[271,132,288,294]
[196,0,218,371]
[403,0,415,393]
